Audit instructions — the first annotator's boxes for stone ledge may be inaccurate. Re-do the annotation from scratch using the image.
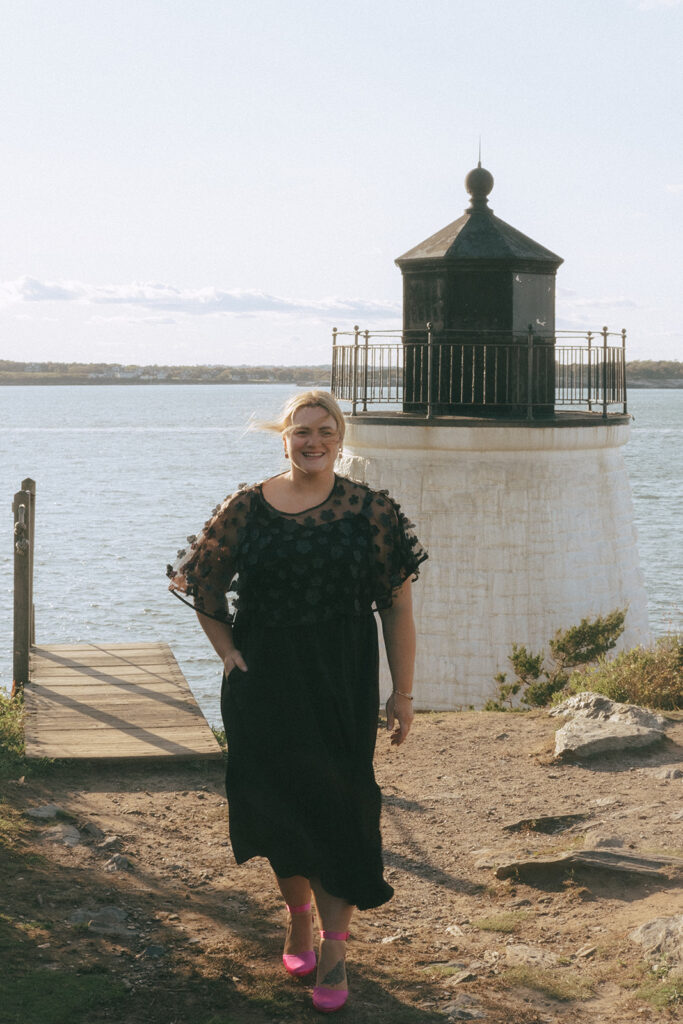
[345,410,631,428]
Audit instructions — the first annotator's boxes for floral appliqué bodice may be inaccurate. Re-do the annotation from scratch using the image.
[167,475,427,627]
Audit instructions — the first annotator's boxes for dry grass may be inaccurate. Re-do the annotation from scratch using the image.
[636,974,683,1009]
[563,634,683,710]
[499,965,595,1002]
[471,911,529,934]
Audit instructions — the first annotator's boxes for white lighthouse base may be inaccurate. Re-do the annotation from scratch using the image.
[339,417,650,710]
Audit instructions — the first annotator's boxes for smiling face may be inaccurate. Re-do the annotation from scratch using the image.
[284,405,340,477]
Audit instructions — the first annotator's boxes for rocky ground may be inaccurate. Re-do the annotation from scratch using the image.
[1,709,682,1024]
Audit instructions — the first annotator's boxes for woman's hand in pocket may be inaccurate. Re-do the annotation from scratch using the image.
[223,649,248,675]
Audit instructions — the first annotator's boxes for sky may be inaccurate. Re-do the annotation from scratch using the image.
[0,0,681,367]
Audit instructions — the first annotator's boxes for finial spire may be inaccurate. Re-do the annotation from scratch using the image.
[478,136,481,168]
[465,159,494,213]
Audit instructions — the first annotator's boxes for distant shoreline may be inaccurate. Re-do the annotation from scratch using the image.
[1,360,681,389]
[0,379,681,388]
[0,378,326,386]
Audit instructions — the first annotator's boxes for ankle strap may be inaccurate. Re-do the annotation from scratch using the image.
[286,902,311,915]
[320,929,349,941]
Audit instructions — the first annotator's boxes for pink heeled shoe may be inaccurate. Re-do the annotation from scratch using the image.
[312,929,349,1013]
[282,902,316,979]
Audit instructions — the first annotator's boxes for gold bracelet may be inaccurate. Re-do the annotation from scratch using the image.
[392,689,414,700]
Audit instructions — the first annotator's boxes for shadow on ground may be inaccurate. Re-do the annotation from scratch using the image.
[1,762,456,1024]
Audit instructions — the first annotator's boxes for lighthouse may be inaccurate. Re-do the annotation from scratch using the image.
[333,165,650,710]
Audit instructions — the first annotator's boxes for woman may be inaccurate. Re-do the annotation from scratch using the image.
[167,390,426,1013]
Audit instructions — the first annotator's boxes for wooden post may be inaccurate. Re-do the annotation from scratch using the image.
[22,478,36,645]
[12,489,31,692]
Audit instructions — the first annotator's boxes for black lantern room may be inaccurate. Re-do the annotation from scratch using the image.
[396,164,563,416]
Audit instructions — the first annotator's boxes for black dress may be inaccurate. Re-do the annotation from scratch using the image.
[167,474,427,910]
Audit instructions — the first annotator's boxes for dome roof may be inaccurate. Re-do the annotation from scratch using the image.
[465,163,494,207]
[396,165,563,270]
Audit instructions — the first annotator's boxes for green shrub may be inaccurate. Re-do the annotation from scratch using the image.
[0,691,25,778]
[636,974,683,1009]
[485,610,626,710]
[0,691,53,779]
[211,725,227,749]
[561,634,682,710]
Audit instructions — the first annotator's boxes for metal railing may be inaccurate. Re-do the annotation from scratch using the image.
[331,326,627,419]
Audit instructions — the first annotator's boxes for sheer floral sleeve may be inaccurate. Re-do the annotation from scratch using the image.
[166,487,252,623]
[365,489,428,611]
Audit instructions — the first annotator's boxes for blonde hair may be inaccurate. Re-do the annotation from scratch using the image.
[255,390,346,442]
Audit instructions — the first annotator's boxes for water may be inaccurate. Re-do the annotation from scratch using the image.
[622,391,682,635]
[1,385,680,724]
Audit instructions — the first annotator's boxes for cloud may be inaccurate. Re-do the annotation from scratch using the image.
[572,297,638,309]
[556,294,639,332]
[89,314,179,327]
[16,278,80,302]
[666,183,683,193]
[558,295,638,323]
[1,276,401,321]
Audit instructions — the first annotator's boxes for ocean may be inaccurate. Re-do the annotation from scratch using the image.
[1,385,680,725]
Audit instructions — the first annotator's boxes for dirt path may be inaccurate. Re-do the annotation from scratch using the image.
[2,710,682,1023]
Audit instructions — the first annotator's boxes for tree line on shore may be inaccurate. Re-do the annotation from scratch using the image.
[0,359,680,386]
[625,360,683,384]
[0,361,332,385]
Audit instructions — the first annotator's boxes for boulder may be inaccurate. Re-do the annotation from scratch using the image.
[495,849,683,882]
[26,804,63,820]
[550,693,669,758]
[105,853,132,872]
[652,766,683,780]
[442,995,486,1021]
[44,823,82,847]
[550,692,668,728]
[630,915,683,964]
[445,970,477,986]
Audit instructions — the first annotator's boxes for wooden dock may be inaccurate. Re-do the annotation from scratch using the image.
[23,642,222,761]
[12,480,222,762]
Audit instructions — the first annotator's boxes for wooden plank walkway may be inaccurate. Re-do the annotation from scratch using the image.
[23,642,223,761]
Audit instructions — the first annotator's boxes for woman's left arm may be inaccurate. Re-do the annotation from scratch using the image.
[379,580,416,746]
